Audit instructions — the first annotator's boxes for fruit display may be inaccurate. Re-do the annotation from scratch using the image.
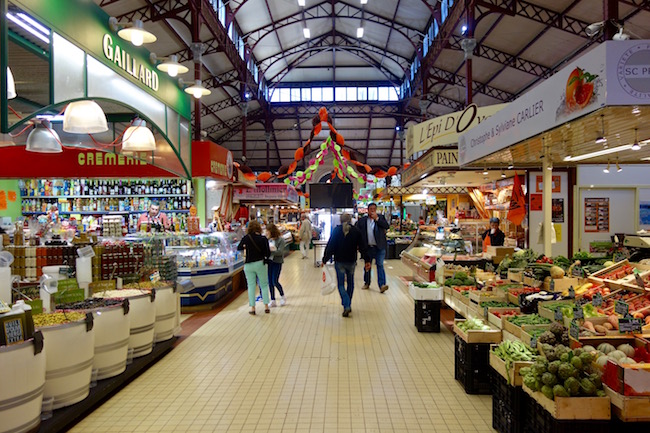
[444,272,475,287]
[592,343,639,367]
[596,290,640,314]
[521,347,605,400]
[595,263,635,282]
[578,283,611,300]
[493,341,537,374]
[33,311,86,328]
[123,281,170,289]
[452,286,480,294]
[456,316,491,331]
[491,309,521,319]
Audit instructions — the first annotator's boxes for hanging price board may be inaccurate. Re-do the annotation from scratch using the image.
[530,336,537,348]
[550,280,555,291]
[619,318,643,333]
[574,306,584,320]
[592,293,603,307]
[569,320,580,340]
[568,286,575,298]
[635,273,645,289]
[572,266,585,278]
[554,308,563,321]
[615,300,629,316]
[576,297,589,307]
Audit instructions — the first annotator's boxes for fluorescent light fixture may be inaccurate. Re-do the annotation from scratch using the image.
[116,19,157,46]
[26,120,62,153]
[566,144,633,162]
[501,171,506,178]
[122,119,156,151]
[603,162,610,174]
[7,67,16,99]
[156,55,189,77]
[17,13,50,36]
[184,79,211,98]
[563,155,572,161]
[547,164,553,171]
[298,0,305,5]
[357,27,364,38]
[63,100,108,134]
[303,27,311,38]
[6,12,49,44]
[420,174,427,179]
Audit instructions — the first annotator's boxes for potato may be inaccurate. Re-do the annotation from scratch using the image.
[603,322,613,330]
[594,325,608,334]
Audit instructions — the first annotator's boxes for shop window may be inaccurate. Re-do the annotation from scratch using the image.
[290,88,301,102]
[312,87,322,102]
[357,87,368,100]
[346,87,357,101]
[368,87,378,100]
[335,87,346,101]
[301,88,311,101]
[322,87,334,102]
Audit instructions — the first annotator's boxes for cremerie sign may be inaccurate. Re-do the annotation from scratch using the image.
[406,103,507,158]
[102,34,159,91]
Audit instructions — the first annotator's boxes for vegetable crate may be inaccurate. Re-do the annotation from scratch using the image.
[521,395,610,433]
[453,319,502,344]
[454,334,492,395]
[488,308,522,330]
[491,368,526,433]
[489,347,533,387]
[522,383,611,420]
[414,300,440,333]
[605,385,650,422]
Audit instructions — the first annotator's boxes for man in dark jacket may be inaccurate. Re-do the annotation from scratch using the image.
[322,213,368,317]
[356,202,390,293]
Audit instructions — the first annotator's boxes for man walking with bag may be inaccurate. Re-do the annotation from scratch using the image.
[322,213,368,317]
[356,202,389,293]
[298,214,312,259]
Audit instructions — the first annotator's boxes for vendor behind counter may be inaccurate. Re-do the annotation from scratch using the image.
[482,217,505,248]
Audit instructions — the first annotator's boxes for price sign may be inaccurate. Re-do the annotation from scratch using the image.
[574,306,584,320]
[57,278,79,291]
[554,308,563,322]
[576,297,589,307]
[3,318,24,345]
[619,318,643,334]
[485,262,495,272]
[615,300,629,316]
[530,336,537,349]
[592,293,603,307]
[550,280,555,291]
[569,320,580,340]
[52,288,85,305]
[568,287,575,298]
[572,266,585,278]
[635,273,645,289]
[89,280,116,294]
[150,271,161,283]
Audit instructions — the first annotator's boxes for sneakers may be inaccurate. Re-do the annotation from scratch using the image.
[269,300,277,307]
[280,296,286,306]
[380,285,389,293]
[361,284,370,290]
[342,307,351,317]
[255,295,262,302]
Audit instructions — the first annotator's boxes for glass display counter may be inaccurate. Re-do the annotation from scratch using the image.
[400,226,486,282]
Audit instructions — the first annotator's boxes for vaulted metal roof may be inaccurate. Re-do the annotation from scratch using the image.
[90,0,650,171]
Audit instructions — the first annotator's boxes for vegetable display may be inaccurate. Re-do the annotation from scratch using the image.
[538,322,570,350]
[493,340,537,384]
[456,317,491,331]
[444,272,476,287]
[33,312,86,328]
[481,301,517,309]
[413,281,440,289]
[506,314,552,326]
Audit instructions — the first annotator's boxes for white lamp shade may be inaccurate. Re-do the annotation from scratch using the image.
[184,79,211,98]
[63,100,109,134]
[156,55,189,77]
[7,67,16,99]
[26,120,62,153]
[117,20,157,46]
[122,119,156,151]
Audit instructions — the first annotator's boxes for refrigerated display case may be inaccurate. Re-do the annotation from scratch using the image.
[400,226,486,282]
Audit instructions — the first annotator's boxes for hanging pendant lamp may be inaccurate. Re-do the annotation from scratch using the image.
[63,101,108,134]
[26,120,62,153]
[122,118,156,151]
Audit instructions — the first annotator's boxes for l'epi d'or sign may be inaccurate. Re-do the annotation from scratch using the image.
[102,34,159,91]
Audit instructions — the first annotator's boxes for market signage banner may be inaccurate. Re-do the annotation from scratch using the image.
[233,184,299,203]
[401,147,458,187]
[606,40,650,105]
[0,147,176,178]
[191,141,234,181]
[406,103,507,158]
[458,42,609,166]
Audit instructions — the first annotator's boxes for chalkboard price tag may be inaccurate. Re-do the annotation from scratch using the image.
[619,318,643,334]
[570,320,580,340]
[530,336,537,349]
[568,286,575,298]
[574,306,584,320]
[550,280,555,291]
[592,293,603,307]
[3,318,24,345]
[635,273,645,289]
[554,308,563,322]
[485,263,495,272]
[615,300,629,316]
[577,297,589,307]
[572,266,585,278]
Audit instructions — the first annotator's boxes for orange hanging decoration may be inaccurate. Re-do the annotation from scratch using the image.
[257,172,273,182]
[374,169,387,178]
[318,107,328,122]
[314,123,322,135]
[342,149,351,160]
[243,172,257,181]
[387,166,398,176]
[335,133,345,146]
[304,193,309,198]
[287,161,297,175]
[403,162,411,169]
[363,164,372,173]
[294,147,304,161]
[328,124,337,135]
[277,165,289,178]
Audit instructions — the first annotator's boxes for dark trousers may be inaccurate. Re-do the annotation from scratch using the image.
[267,261,284,300]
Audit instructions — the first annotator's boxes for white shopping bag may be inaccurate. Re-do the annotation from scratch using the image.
[321,266,337,296]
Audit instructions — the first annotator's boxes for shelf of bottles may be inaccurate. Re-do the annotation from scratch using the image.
[20,179,192,213]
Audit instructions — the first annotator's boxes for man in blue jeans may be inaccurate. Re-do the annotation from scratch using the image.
[356,202,389,293]
[322,213,368,317]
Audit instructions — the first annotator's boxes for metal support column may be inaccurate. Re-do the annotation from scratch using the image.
[543,158,553,257]
[191,4,202,141]
[464,1,475,106]
[603,0,619,40]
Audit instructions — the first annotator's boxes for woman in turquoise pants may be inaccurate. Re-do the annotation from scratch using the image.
[237,220,272,314]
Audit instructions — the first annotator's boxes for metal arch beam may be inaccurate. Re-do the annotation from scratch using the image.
[205,108,264,137]
[475,0,590,38]
[620,0,650,12]
[428,66,513,101]
[197,94,243,118]
[114,0,191,26]
[246,1,420,52]
[447,35,550,77]
[169,38,222,63]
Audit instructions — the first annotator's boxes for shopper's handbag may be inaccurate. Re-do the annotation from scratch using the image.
[249,235,271,264]
[320,266,337,296]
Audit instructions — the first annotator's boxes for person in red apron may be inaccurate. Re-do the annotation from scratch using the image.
[482,217,505,252]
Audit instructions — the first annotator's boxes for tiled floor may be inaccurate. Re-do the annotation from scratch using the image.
[70,253,494,433]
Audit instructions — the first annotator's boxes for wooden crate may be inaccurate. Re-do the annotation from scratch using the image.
[538,300,575,322]
[523,276,543,288]
[465,301,481,319]
[519,324,552,347]
[588,260,650,290]
[489,348,533,386]
[487,307,521,329]
[453,319,501,344]
[507,269,524,282]
[605,385,650,422]
[447,296,467,317]
[468,290,506,306]
[522,384,611,420]
[503,317,523,339]
[475,270,496,281]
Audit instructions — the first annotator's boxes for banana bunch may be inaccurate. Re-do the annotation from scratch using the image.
[561,282,593,297]
[493,340,536,362]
